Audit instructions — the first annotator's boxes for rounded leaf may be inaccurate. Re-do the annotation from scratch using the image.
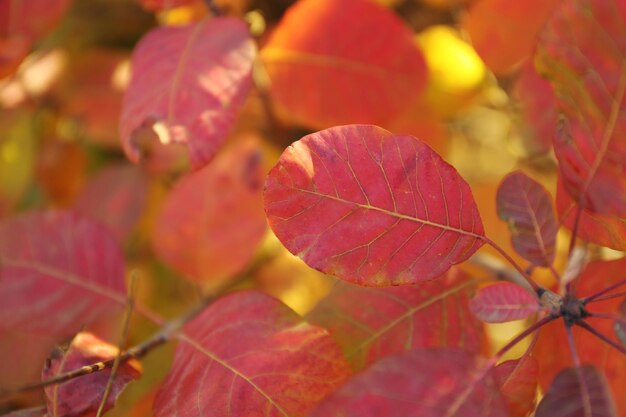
[471,282,541,323]
[264,124,484,286]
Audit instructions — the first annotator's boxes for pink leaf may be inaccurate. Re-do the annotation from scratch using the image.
[495,355,539,417]
[43,332,142,417]
[308,348,508,417]
[0,211,126,336]
[120,17,255,169]
[153,291,351,417]
[308,268,483,370]
[470,282,540,323]
[75,163,148,243]
[496,171,557,267]
[537,0,626,217]
[535,366,617,417]
[264,124,484,286]
[152,138,267,284]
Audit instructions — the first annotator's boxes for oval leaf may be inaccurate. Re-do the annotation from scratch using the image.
[497,171,557,266]
[153,138,267,283]
[308,348,507,417]
[308,268,483,370]
[261,0,427,128]
[0,211,126,336]
[495,355,539,417]
[537,0,626,217]
[120,17,255,169]
[153,291,351,417]
[471,282,540,323]
[264,124,485,286]
[536,365,617,417]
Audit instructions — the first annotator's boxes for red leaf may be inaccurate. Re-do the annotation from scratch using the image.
[75,163,149,243]
[43,332,142,417]
[153,291,351,417]
[462,0,560,74]
[308,348,508,417]
[470,282,540,323]
[536,366,617,417]
[0,211,126,336]
[556,175,626,251]
[535,258,626,416]
[261,0,427,129]
[120,17,255,169]
[495,355,539,417]
[307,268,483,370]
[496,171,557,267]
[264,124,484,286]
[152,138,266,284]
[537,0,626,217]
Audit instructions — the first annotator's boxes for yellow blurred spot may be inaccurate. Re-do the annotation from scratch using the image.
[245,10,266,37]
[152,121,172,145]
[1,139,19,162]
[158,2,207,25]
[112,59,131,91]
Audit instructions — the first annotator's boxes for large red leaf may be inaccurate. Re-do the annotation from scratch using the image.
[43,332,142,417]
[537,0,626,217]
[556,175,626,251]
[462,0,560,74]
[120,17,255,169]
[307,268,483,370]
[535,258,626,416]
[153,291,351,417]
[153,138,267,284]
[535,366,617,417]
[0,211,126,336]
[470,282,541,323]
[308,348,508,417]
[264,124,484,286]
[495,355,539,417]
[260,0,427,129]
[497,171,557,267]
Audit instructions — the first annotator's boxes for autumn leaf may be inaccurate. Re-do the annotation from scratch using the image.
[120,17,255,170]
[308,268,483,370]
[495,355,539,417]
[496,171,557,267]
[264,124,484,286]
[153,291,351,417]
[261,0,427,129]
[536,0,626,218]
[307,348,508,417]
[470,282,541,323]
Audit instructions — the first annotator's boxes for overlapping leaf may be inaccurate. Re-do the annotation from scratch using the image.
[120,17,255,169]
[153,291,351,417]
[308,348,507,417]
[264,124,484,286]
[535,258,626,416]
[470,282,541,323]
[308,268,483,370]
[495,355,539,417]
[153,138,266,284]
[497,171,557,266]
[537,0,626,217]
[0,210,127,336]
[43,332,142,417]
[535,366,617,417]
[261,0,427,129]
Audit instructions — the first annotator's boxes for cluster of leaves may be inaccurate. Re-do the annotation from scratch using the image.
[1,0,626,416]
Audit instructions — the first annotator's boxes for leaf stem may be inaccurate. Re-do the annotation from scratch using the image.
[576,320,626,355]
[490,314,557,365]
[481,237,541,293]
[582,277,626,304]
[585,290,626,303]
[565,324,593,417]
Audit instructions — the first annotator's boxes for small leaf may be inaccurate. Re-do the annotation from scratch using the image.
[264,124,484,286]
[537,0,626,217]
[120,17,255,169]
[152,138,266,284]
[261,0,427,128]
[0,210,127,336]
[308,348,508,417]
[496,171,557,266]
[470,282,540,323]
[43,332,142,417]
[308,268,483,370]
[615,300,626,347]
[153,291,351,417]
[535,365,617,417]
[495,355,539,417]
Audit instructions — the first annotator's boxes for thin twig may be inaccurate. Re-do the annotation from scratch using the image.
[565,324,593,417]
[481,237,542,293]
[582,277,626,304]
[95,273,138,417]
[468,252,537,296]
[585,290,626,303]
[576,320,626,355]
